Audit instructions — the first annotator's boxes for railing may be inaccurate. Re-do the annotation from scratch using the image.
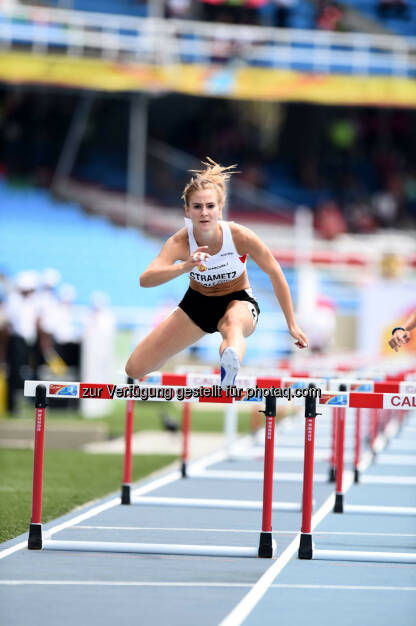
[1,1,415,77]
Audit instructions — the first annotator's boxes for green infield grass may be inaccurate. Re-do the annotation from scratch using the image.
[0,449,177,544]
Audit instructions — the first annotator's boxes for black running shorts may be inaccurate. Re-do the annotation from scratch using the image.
[178,287,260,334]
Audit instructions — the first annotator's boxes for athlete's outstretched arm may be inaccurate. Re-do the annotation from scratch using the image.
[235,226,308,349]
[140,231,208,288]
[404,310,416,332]
[388,309,416,352]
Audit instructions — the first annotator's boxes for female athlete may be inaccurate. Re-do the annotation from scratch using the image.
[125,159,308,388]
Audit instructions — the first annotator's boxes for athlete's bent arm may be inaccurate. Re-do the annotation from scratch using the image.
[140,232,208,288]
[389,309,416,352]
[235,226,308,349]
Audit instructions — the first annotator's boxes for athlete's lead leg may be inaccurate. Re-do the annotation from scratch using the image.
[125,308,206,379]
[217,300,257,361]
[217,301,257,387]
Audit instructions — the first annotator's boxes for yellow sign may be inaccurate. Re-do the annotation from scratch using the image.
[0,51,415,107]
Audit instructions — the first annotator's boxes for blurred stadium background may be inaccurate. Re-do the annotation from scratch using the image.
[0,0,415,418]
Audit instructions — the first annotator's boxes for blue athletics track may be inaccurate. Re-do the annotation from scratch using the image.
[1,393,415,626]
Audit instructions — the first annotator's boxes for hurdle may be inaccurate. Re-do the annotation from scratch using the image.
[139,372,416,487]
[66,372,416,501]
[116,387,304,513]
[233,377,416,487]
[24,380,288,558]
[141,371,329,484]
[329,393,415,517]
[121,377,135,504]
[298,390,416,564]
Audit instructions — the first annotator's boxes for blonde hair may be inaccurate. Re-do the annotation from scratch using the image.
[182,157,238,207]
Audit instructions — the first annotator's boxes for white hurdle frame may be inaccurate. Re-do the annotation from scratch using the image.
[25,382,281,558]
[299,392,416,564]
[25,380,416,562]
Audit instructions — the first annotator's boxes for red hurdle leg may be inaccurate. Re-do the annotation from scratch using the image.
[370,408,379,453]
[299,390,318,559]
[28,385,47,550]
[329,407,337,482]
[121,387,135,504]
[354,408,361,483]
[181,403,191,478]
[334,406,346,513]
[258,396,276,558]
[385,410,394,433]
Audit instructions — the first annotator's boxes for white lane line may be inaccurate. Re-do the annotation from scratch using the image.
[0,580,252,587]
[72,526,286,533]
[42,471,181,541]
[362,475,416,486]
[309,531,416,537]
[219,449,374,626]
[0,434,251,561]
[71,526,416,538]
[1,580,415,592]
[217,504,331,626]
[0,542,29,562]
[269,584,416,592]
[376,455,416,466]
[0,496,123,562]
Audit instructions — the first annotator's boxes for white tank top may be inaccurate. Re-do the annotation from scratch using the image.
[185,218,247,288]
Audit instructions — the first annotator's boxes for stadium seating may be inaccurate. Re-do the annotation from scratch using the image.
[0,179,358,322]
[0,179,187,310]
[340,0,415,38]
[45,0,148,17]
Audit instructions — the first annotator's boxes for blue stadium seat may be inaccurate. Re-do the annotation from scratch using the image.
[339,0,415,38]
[45,0,148,17]
[0,179,358,333]
[0,180,187,310]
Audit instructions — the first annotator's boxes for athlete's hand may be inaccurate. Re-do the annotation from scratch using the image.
[183,246,211,271]
[389,329,411,352]
[289,325,308,349]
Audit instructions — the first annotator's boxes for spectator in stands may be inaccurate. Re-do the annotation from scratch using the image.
[4,271,39,414]
[314,200,347,240]
[371,189,399,229]
[378,0,409,19]
[165,0,191,19]
[347,200,377,234]
[389,310,416,352]
[54,284,81,374]
[316,1,344,30]
[199,0,260,26]
[298,296,336,355]
[35,268,65,376]
[273,0,297,28]
[404,167,416,219]
[81,291,115,417]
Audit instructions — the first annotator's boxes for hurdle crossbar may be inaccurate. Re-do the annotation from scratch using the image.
[187,468,330,483]
[23,380,326,404]
[24,381,416,410]
[40,540,261,558]
[26,383,279,558]
[131,495,303,512]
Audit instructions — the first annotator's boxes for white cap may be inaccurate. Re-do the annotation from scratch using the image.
[42,268,61,288]
[15,270,38,292]
[59,283,77,303]
[90,291,110,309]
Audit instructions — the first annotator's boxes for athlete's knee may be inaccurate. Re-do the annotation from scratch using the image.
[218,310,244,332]
[125,355,162,380]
